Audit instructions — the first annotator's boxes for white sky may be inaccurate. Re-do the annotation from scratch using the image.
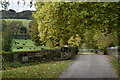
[0,0,119,12]
[0,0,36,12]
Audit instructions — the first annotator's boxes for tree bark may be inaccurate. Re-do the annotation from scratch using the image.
[118,32,120,61]
[103,47,107,55]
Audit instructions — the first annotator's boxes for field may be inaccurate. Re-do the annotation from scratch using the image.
[3,60,71,78]
[1,19,47,52]
[12,39,47,52]
[3,19,31,28]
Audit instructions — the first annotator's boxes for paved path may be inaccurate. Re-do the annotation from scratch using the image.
[82,52,92,55]
[59,54,118,79]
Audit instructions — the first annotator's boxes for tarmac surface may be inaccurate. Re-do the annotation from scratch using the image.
[59,54,118,79]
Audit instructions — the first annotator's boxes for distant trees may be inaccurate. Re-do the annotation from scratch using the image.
[83,29,97,49]
[0,10,34,20]
[93,31,118,49]
[0,10,16,19]
[9,21,27,35]
[19,26,27,35]
[15,10,34,19]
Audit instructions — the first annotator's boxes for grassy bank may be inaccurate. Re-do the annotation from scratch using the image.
[111,57,120,78]
[3,62,39,70]
[3,19,31,28]
[108,56,120,78]
[12,39,47,52]
[2,60,71,78]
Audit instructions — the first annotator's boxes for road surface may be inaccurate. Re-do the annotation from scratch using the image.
[59,54,118,79]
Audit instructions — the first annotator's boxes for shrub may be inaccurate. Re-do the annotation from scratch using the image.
[2,27,13,52]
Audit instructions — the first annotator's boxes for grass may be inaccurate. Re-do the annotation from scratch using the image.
[1,19,47,52]
[111,58,120,78]
[3,19,31,28]
[12,39,47,52]
[2,60,71,78]
[3,62,39,70]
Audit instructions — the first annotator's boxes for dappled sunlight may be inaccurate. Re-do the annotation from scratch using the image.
[82,52,94,55]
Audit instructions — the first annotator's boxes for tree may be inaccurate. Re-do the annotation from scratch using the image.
[88,3,119,54]
[33,2,119,50]
[19,26,27,35]
[93,31,118,49]
[2,20,27,52]
[77,2,119,51]
[68,34,81,47]
[9,21,25,35]
[29,20,43,46]
[1,20,7,31]
[0,0,10,10]
[33,2,86,48]
[2,26,13,52]
[83,29,97,49]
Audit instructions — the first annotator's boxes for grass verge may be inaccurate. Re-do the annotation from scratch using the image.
[3,62,39,70]
[111,57,120,78]
[2,60,71,78]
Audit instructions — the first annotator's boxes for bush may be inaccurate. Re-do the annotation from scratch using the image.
[2,27,13,52]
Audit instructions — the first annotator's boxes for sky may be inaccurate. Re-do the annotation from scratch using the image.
[0,0,36,12]
[0,0,119,12]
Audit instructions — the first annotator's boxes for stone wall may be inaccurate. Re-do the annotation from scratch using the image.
[2,46,78,63]
[107,47,119,60]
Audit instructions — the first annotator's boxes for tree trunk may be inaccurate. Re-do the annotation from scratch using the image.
[118,32,120,61]
[103,47,107,55]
